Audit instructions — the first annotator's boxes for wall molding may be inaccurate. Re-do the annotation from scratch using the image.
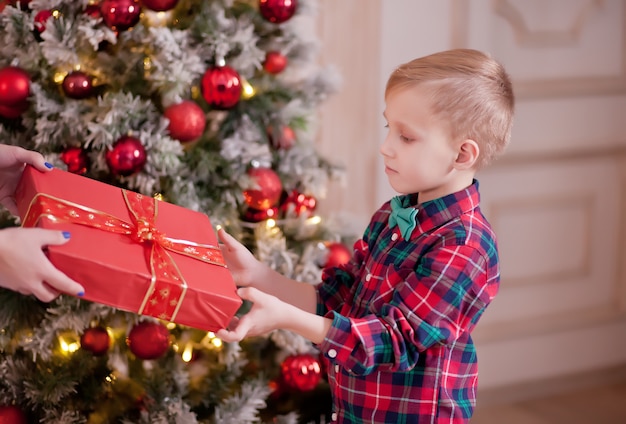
[450,0,626,98]
[474,302,626,343]
[493,0,605,47]
[489,193,593,288]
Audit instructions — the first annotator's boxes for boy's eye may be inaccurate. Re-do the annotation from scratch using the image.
[400,134,411,142]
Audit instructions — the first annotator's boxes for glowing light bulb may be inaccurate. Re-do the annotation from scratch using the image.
[240,79,256,99]
[182,344,194,362]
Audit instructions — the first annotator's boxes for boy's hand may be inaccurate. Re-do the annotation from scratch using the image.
[218,228,262,288]
[216,287,288,342]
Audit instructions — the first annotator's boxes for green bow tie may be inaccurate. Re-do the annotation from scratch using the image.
[388,196,417,241]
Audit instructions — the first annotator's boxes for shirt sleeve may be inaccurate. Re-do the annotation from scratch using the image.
[317,244,497,376]
[316,208,388,316]
[315,237,367,316]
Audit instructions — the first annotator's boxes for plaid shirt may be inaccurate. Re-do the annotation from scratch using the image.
[316,181,500,424]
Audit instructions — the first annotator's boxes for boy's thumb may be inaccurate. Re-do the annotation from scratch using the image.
[218,228,236,247]
[237,286,258,302]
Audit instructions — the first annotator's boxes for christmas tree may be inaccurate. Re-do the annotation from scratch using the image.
[0,0,352,422]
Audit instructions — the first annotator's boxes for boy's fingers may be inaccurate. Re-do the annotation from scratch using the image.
[216,313,255,342]
[217,228,238,249]
[237,286,260,303]
[215,329,241,342]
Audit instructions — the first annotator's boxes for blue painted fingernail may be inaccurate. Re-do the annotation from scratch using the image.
[45,162,54,169]
[77,291,84,297]
[62,231,71,239]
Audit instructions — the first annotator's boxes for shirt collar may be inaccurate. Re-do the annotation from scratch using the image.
[393,180,481,236]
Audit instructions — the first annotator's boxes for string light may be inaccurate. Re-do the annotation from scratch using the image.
[142,10,173,27]
[191,86,201,99]
[240,78,256,99]
[306,215,322,225]
[58,332,80,354]
[182,344,194,362]
[200,331,223,350]
[53,71,67,84]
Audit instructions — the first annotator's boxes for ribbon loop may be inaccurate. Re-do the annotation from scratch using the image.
[132,217,163,244]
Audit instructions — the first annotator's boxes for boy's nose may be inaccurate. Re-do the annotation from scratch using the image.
[379,136,393,157]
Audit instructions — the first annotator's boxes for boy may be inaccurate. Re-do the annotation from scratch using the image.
[217,48,514,423]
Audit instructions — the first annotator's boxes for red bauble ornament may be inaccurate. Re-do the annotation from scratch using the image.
[318,351,329,381]
[281,354,322,391]
[263,51,287,74]
[164,100,206,142]
[80,326,110,356]
[100,0,141,31]
[62,71,94,99]
[323,242,352,268]
[0,405,27,424]
[200,65,242,109]
[34,9,53,33]
[0,100,28,119]
[243,167,282,210]
[268,125,296,150]
[84,4,101,18]
[0,66,30,106]
[1,0,31,11]
[281,189,316,217]
[106,135,146,176]
[60,146,89,174]
[127,321,170,360]
[243,206,279,222]
[142,0,178,11]
[259,0,297,24]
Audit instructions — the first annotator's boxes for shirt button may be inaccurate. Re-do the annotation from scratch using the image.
[365,273,372,282]
[331,412,337,421]
[391,233,398,241]
[334,364,339,373]
[328,349,337,358]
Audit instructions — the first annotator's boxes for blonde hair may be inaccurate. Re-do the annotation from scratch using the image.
[385,49,514,168]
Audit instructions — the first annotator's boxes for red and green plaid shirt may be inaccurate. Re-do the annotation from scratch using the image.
[316,181,500,423]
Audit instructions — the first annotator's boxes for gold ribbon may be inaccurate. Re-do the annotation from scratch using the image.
[22,190,225,322]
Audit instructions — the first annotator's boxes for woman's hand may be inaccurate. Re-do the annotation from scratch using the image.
[0,227,84,302]
[0,144,52,215]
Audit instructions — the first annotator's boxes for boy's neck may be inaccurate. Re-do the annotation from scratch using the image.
[417,173,475,204]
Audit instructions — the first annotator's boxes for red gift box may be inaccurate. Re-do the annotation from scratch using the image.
[14,166,242,332]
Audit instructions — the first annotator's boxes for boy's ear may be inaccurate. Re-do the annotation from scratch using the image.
[454,139,479,170]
